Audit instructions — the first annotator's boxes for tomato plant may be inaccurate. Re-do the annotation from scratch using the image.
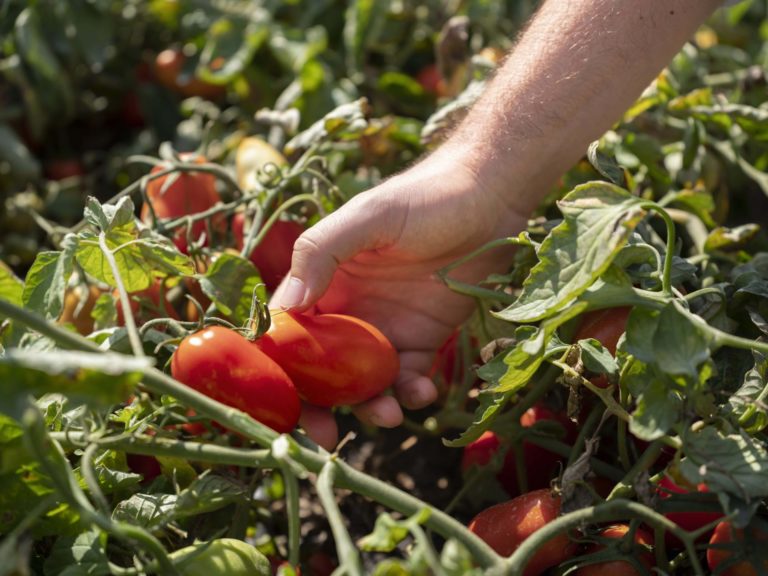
[232,213,303,292]
[468,489,577,576]
[707,521,768,576]
[574,524,654,576]
[140,152,226,254]
[461,404,575,495]
[171,326,301,432]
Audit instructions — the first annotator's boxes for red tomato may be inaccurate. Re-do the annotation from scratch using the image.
[140,152,226,253]
[574,524,654,575]
[468,489,576,576]
[254,311,399,407]
[45,158,85,181]
[232,213,303,292]
[707,521,768,576]
[657,474,723,545]
[171,326,301,433]
[154,48,226,100]
[126,454,162,482]
[461,405,576,496]
[416,64,446,97]
[573,306,631,388]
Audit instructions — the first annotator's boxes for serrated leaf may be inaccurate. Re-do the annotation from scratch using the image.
[198,17,269,84]
[494,302,588,394]
[43,529,110,576]
[680,427,768,500]
[358,509,430,553]
[443,390,512,448]
[0,350,149,413]
[0,262,24,308]
[727,350,768,433]
[624,360,682,441]
[76,227,193,293]
[199,253,266,324]
[579,340,619,376]
[111,493,176,529]
[84,197,136,233]
[496,183,646,323]
[22,245,77,320]
[174,475,245,517]
[587,141,627,186]
[284,99,369,155]
[704,224,761,253]
[652,302,714,378]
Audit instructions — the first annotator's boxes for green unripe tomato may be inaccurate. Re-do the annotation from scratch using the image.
[169,538,270,576]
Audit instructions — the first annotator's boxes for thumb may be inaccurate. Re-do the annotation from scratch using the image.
[271,191,400,310]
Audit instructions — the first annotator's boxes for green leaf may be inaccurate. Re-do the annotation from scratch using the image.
[680,426,768,500]
[690,103,768,136]
[0,261,24,308]
[0,122,41,182]
[111,493,176,529]
[76,225,193,293]
[14,7,74,117]
[652,302,714,378]
[727,350,768,433]
[343,0,388,82]
[495,302,589,394]
[626,303,714,378]
[198,17,270,84]
[670,188,716,228]
[0,350,149,413]
[84,197,135,233]
[496,183,646,323]
[22,242,77,320]
[704,224,761,253]
[63,1,114,72]
[268,26,328,73]
[624,360,682,441]
[358,509,431,553]
[43,529,110,576]
[284,98,369,155]
[174,475,245,518]
[579,340,619,377]
[199,253,266,324]
[587,141,627,187]
[443,390,512,449]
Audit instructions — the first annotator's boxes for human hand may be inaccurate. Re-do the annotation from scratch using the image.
[270,148,529,450]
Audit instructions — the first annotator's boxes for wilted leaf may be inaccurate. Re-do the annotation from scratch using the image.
[704,224,761,253]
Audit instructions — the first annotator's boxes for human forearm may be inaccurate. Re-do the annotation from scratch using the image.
[440,0,723,215]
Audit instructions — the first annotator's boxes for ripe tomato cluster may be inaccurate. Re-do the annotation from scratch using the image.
[170,312,399,434]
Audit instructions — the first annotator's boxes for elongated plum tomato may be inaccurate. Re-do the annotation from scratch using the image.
[468,489,576,576]
[707,521,768,576]
[140,153,226,254]
[171,326,300,433]
[657,474,723,544]
[232,213,303,292]
[574,524,654,576]
[254,311,399,407]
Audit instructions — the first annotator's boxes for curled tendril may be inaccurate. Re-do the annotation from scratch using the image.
[256,162,285,188]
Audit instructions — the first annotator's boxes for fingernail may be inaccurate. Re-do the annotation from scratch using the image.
[280,276,306,310]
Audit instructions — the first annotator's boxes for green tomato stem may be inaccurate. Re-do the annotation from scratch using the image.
[98,232,144,358]
[317,460,364,576]
[640,203,676,297]
[280,463,302,568]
